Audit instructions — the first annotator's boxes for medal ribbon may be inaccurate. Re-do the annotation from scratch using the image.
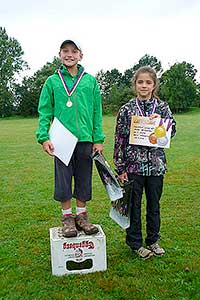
[166,118,172,131]
[58,68,85,97]
[160,117,172,131]
[136,97,157,117]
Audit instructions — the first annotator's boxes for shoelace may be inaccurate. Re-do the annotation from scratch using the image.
[138,247,149,255]
[151,243,160,250]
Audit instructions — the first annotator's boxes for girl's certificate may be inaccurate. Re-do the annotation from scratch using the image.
[129,116,172,148]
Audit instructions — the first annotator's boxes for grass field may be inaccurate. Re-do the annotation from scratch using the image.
[0,108,200,300]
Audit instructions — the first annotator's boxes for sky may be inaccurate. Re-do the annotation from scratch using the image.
[1,0,200,80]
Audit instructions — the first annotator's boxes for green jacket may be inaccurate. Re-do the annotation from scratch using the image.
[36,64,105,144]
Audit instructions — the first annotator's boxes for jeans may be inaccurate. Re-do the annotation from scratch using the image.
[126,175,163,250]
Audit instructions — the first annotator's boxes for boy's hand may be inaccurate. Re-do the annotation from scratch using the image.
[42,140,54,156]
[93,143,103,153]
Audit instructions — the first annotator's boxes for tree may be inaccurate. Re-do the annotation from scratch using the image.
[96,69,107,96]
[97,55,163,114]
[122,54,163,87]
[121,69,134,87]
[159,62,198,112]
[14,76,38,116]
[192,83,200,107]
[15,57,61,116]
[0,27,28,116]
[0,87,13,117]
[132,54,163,74]
[107,85,135,114]
[96,68,123,98]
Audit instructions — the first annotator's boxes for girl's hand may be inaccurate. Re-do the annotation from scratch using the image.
[149,113,160,119]
[118,172,128,183]
[42,140,54,156]
[93,143,103,153]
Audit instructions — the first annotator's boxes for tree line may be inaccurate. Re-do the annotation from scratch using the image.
[0,26,199,117]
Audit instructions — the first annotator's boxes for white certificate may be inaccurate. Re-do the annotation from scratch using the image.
[49,117,78,166]
[129,116,172,148]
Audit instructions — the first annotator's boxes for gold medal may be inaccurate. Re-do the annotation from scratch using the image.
[66,98,72,107]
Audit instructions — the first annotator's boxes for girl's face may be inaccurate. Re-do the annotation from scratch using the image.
[135,72,155,100]
[59,44,83,69]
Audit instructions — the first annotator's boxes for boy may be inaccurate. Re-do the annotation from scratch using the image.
[36,39,105,237]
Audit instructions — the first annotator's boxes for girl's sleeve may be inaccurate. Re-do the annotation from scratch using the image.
[113,108,128,175]
[167,105,176,137]
[164,103,176,138]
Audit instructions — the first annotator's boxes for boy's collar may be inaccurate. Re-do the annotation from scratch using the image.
[60,64,83,74]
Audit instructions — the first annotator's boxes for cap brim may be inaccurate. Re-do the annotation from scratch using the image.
[60,40,81,51]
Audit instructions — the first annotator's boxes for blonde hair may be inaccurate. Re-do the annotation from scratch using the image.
[132,66,159,99]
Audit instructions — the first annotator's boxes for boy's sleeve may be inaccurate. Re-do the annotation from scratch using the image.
[92,79,105,144]
[36,78,54,144]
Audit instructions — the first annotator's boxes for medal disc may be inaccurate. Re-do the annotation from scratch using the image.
[66,100,72,107]
[157,136,168,146]
[149,133,157,144]
[154,125,166,138]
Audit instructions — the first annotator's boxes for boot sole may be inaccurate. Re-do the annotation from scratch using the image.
[62,231,78,238]
[76,224,99,235]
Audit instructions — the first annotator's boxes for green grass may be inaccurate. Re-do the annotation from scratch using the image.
[1,108,200,300]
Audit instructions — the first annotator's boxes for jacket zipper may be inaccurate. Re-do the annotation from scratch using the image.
[72,76,80,139]
[143,101,150,176]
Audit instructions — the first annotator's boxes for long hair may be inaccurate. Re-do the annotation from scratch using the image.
[132,66,159,99]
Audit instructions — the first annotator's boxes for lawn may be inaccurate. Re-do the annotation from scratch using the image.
[0,108,200,300]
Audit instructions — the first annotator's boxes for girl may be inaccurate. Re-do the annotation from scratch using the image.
[114,66,176,259]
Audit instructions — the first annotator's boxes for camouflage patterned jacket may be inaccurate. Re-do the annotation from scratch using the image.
[113,98,176,176]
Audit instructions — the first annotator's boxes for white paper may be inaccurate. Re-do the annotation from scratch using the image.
[49,117,78,166]
[129,116,172,148]
[105,184,123,201]
[109,207,130,229]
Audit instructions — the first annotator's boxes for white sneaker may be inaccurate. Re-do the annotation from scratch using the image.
[135,247,153,260]
[149,242,165,256]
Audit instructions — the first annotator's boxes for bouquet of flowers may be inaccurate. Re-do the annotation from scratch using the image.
[92,152,133,229]
[92,151,123,201]
[109,180,133,229]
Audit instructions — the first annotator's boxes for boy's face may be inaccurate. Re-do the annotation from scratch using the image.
[135,72,155,100]
[59,43,83,68]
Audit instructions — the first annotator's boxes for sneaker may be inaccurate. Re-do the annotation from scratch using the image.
[75,213,99,235]
[134,247,153,260]
[62,215,78,237]
[149,242,165,256]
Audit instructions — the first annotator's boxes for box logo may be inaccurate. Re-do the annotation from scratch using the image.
[63,240,95,250]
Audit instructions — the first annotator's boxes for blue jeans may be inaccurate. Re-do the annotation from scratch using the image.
[126,175,163,250]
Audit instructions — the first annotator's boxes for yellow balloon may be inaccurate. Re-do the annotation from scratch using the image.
[154,125,166,138]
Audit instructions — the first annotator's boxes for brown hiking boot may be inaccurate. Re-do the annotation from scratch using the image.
[62,215,78,237]
[75,213,99,235]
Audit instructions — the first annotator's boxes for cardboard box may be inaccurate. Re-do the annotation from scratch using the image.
[50,225,107,276]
